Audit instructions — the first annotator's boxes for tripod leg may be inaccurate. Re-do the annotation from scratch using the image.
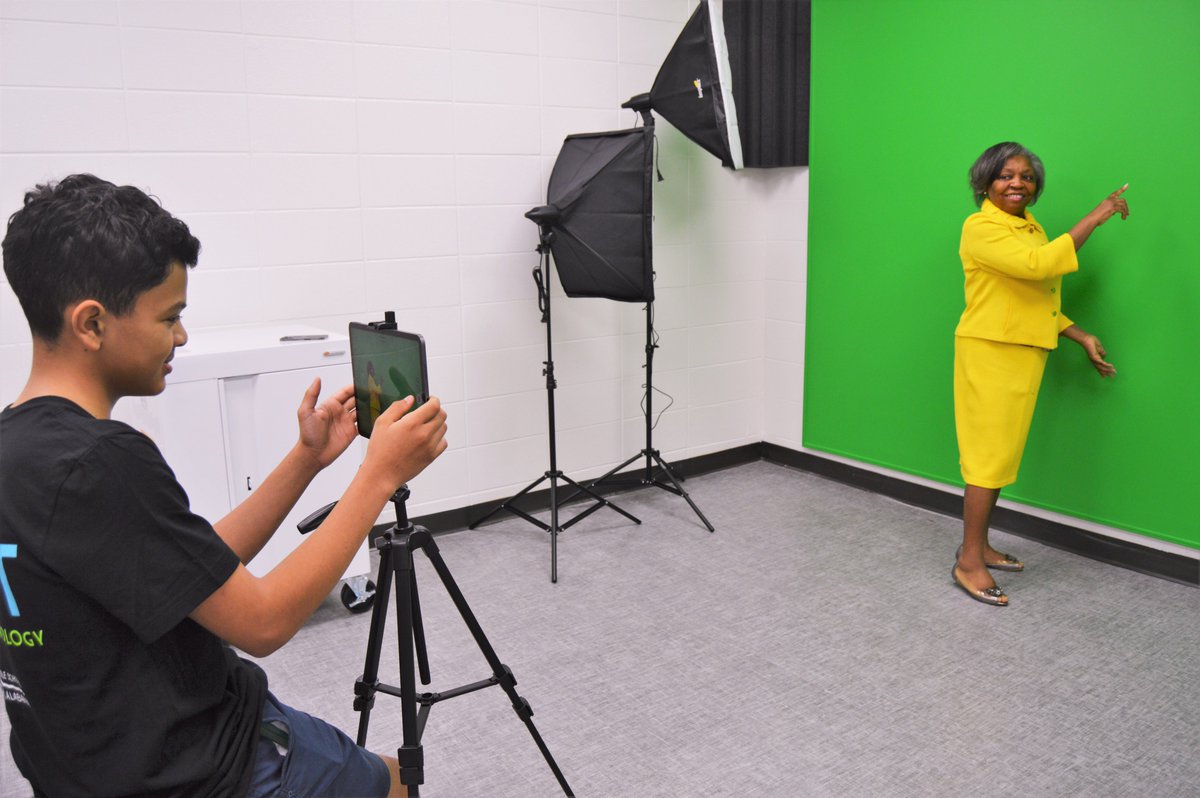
[355,538,394,747]
[417,534,574,797]
[569,450,643,501]
[468,473,549,529]
[394,541,425,792]
[409,568,431,685]
[558,474,641,531]
[549,472,559,584]
[650,450,715,532]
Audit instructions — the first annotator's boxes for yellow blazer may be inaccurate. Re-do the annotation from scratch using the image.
[955,198,1077,349]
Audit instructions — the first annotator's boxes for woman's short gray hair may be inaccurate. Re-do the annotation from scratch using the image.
[968,141,1046,207]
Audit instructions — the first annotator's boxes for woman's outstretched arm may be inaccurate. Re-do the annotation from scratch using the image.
[1068,183,1130,251]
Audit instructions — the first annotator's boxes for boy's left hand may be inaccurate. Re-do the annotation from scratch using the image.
[297,379,358,468]
[1080,334,1116,378]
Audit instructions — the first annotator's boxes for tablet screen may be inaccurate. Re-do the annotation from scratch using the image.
[348,323,428,439]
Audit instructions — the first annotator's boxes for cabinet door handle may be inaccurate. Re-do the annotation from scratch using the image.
[246,477,252,492]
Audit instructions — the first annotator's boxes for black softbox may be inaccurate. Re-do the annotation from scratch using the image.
[641,0,810,169]
[538,126,654,303]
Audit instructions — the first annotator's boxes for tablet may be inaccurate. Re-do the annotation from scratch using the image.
[348,322,429,439]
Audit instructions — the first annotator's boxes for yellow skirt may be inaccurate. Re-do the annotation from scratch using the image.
[954,336,1048,489]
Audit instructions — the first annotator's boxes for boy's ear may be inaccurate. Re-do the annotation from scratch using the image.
[66,300,107,352]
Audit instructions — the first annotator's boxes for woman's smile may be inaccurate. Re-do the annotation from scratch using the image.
[987,155,1037,217]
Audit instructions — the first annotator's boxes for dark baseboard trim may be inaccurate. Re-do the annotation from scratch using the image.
[390,441,1198,588]
[761,443,1199,588]
[402,443,761,538]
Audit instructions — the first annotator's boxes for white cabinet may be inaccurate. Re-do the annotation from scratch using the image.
[117,378,231,523]
[113,325,370,580]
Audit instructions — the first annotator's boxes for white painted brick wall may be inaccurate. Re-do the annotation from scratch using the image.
[0,0,808,516]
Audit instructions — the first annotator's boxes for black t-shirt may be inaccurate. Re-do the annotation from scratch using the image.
[0,397,268,797]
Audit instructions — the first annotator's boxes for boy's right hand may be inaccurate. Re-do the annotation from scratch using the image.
[363,395,448,492]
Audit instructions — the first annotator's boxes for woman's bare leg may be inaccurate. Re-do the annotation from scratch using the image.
[957,484,1006,602]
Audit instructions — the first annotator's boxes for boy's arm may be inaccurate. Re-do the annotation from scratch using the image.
[190,395,448,657]
[212,379,358,563]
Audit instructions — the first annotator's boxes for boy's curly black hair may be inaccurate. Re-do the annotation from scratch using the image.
[3,174,200,342]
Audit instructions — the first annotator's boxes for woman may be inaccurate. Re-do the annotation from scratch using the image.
[953,141,1129,606]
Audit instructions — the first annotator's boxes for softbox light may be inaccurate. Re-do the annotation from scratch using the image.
[535,126,654,303]
[636,0,811,169]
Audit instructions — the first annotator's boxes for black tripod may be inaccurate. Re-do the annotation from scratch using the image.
[584,299,714,531]
[469,215,640,582]
[355,486,574,797]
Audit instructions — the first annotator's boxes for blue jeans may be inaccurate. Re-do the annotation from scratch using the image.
[246,693,391,798]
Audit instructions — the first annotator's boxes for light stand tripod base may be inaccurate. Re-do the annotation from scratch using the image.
[587,447,714,532]
[469,468,642,584]
[583,299,715,532]
[469,470,641,534]
[466,230,640,582]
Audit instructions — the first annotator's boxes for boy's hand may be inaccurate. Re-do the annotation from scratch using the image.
[297,378,359,469]
[363,395,448,491]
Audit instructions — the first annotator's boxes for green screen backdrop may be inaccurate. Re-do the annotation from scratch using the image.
[805,0,1199,550]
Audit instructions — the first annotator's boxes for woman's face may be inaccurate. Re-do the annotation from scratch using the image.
[986,155,1037,217]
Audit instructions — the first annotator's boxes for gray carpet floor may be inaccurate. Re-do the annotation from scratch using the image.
[3,461,1198,797]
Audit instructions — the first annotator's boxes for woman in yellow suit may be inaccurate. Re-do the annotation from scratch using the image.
[953,141,1129,606]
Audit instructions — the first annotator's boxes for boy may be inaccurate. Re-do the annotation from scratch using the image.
[0,174,448,796]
